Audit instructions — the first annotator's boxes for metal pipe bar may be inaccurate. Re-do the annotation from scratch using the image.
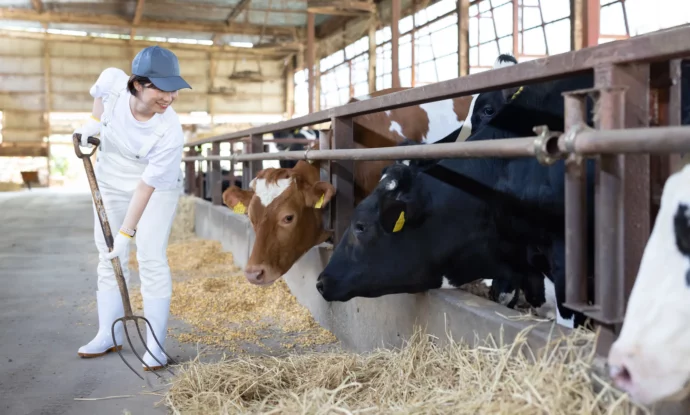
[184,24,690,149]
[557,125,690,154]
[259,138,315,144]
[182,136,548,163]
[181,125,690,163]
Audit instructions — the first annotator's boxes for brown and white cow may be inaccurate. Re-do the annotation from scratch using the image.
[223,55,517,285]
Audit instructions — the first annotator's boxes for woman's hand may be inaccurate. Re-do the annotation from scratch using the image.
[105,231,132,260]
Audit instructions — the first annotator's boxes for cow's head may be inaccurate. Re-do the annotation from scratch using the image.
[222,161,335,285]
[316,161,450,301]
[607,164,690,406]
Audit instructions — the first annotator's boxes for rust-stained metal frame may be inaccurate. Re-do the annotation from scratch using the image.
[182,24,690,359]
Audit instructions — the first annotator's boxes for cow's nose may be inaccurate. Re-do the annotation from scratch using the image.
[609,363,633,388]
[608,345,637,393]
[245,265,265,284]
[316,273,326,295]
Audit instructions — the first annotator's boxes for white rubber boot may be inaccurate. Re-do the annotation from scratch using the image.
[78,289,125,358]
[141,295,171,371]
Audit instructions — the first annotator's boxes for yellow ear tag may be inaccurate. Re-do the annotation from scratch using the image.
[510,86,524,101]
[314,193,325,209]
[392,211,405,232]
[233,201,246,214]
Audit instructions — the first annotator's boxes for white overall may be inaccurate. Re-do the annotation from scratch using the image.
[92,83,182,300]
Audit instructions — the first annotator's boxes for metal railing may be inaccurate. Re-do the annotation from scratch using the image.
[182,23,690,358]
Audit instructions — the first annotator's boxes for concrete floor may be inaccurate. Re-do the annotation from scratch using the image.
[0,189,222,415]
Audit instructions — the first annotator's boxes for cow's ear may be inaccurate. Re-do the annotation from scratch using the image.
[379,195,407,233]
[502,85,525,103]
[222,185,254,215]
[306,181,335,209]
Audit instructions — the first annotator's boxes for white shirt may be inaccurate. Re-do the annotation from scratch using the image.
[89,67,184,191]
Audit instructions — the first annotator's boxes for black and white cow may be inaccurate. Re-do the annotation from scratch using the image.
[201,168,242,202]
[270,129,320,169]
[607,164,690,406]
[316,71,599,328]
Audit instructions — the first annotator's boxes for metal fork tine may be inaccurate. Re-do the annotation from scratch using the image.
[132,319,164,378]
[142,316,178,366]
[112,318,143,380]
[138,316,176,376]
[124,318,162,379]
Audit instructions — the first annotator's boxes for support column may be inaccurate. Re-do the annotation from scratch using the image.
[458,0,470,76]
[391,0,401,88]
[307,12,316,113]
[593,63,650,355]
[331,117,354,244]
[368,21,377,93]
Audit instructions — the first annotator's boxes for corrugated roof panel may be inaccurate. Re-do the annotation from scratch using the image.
[143,3,228,23]
[44,0,133,14]
[245,10,306,26]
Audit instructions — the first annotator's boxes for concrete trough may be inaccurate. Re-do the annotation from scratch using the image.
[193,197,570,353]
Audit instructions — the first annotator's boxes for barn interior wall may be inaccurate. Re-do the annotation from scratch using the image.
[0,35,288,186]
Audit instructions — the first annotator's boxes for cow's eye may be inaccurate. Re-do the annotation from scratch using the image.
[482,106,495,116]
[354,222,366,234]
[283,214,294,224]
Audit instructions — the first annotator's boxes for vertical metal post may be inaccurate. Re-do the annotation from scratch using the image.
[368,22,377,93]
[331,117,355,244]
[457,0,470,76]
[668,59,683,174]
[307,12,315,114]
[563,91,589,310]
[184,147,197,195]
[391,0,401,88]
[319,130,332,232]
[584,0,600,47]
[593,63,650,355]
[593,84,626,323]
[210,141,222,205]
[512,0,519,56]
[242,134,264,189]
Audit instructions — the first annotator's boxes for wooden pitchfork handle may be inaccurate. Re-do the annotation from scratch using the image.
[72,133,134,317]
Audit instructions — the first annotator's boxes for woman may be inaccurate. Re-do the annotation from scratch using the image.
[73,45,191,371]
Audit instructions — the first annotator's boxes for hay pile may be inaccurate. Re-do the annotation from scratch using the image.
[0,181,22,192]
[164,325,645,414]
[128,195,337,353]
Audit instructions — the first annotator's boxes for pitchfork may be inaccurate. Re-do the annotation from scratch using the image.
[73,133,177,380]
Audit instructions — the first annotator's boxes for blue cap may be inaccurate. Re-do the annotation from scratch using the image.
[131,46,192,92]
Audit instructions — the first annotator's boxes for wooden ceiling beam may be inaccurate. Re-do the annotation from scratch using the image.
[31,0,43,14]
[0,29,297,57]
[131,0,145,39]
[0,8,302,39]
[226,0,253,24]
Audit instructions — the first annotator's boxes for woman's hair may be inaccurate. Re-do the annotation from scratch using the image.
[127,75,159,96]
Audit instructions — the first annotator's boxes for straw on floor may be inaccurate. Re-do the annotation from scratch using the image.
[163,325,648,415]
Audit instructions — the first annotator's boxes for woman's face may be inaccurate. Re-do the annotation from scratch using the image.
[135,81,179,114]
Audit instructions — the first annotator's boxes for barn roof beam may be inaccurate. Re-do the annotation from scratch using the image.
[0,28,298,57]
[130,0,145,40]
[226,0,252,24]
[0,8,302,39]
[31,0,43,14]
